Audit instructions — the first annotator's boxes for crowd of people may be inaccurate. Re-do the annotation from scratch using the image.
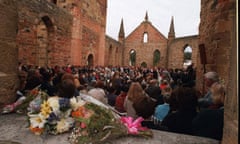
[5,63,225,140]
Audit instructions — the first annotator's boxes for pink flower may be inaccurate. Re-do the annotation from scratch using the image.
[120,116,148,134]
[80,122,87,129]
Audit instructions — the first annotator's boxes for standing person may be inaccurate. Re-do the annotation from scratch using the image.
[198,71,219,110]
[124,82,147,119]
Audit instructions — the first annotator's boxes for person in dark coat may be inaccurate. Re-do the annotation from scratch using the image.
[192,83,225,140]
[161,86,198,135]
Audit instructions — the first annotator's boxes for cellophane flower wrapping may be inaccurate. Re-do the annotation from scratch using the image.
[15,86,48,114]
[68,94,153,144]
[26,93,153,142]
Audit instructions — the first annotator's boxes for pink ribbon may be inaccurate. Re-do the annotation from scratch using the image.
[120,116,148,134]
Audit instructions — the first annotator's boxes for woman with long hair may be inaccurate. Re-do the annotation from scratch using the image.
[124,82,147,119]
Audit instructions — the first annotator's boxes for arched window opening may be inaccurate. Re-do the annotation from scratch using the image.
[141,62,147,68]
[51,0,57,4]
[37,21,48,67]
[41,16,54,32]
[143,32,148,43]
[129,49,136,66]
[109,45,113,53]
[153,50,160,66]
[87,54,94,66]
[183,45,192,68]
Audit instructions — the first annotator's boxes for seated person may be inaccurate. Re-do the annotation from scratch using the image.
[192,83,225,140]
[106,86,117,106]
[145,79,164,106]
[198,71,219,110]
[153,86,172,124]
[88,80,107,104]
[133,95,161,130]
[57,78,76,98]
[208,82,225,109]
[161,86,198,135]
[115,84,129,113]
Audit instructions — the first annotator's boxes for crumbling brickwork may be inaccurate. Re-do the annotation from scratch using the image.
[197,0,237,143]
[17,0,73,67]
[167,36,199,68]
[0,0,18,106]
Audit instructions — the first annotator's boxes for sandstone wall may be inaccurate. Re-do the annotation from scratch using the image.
[105,36,123,66]
[197,0,237,143]
[167,36,199,69]
[17,0,73,67]
[0,0,18,106]
[124,21,168,67]
[77,0,107,66]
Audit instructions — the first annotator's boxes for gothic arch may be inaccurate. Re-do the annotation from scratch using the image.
[183,44,193,68]
[36,16,54,67]
[108,44,113,65]
[141,61,147,68]
[87,54,94,66]
[129,49,136,66]
[153,49,161,66]
[143,32,148,43]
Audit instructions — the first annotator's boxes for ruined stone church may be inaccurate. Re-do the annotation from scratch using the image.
[106,13,198,68]
[0,0,237,143]
[9,0,197,69]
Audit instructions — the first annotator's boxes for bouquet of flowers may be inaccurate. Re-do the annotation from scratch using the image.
[27,93,153,142]
[1,86,47,114]
[68,94,153,144]
[28,96,85,135]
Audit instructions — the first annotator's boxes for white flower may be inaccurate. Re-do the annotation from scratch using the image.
[56,117,74,133]
[47,97,60,112]
[29,113,47,128]
[70,97,86,111]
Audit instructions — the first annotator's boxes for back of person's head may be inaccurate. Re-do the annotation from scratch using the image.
[204,71,219,82]
[61,73,74,82]
[107,86,116,94]
[121,84,129,94]
[133,96,156,119]
[211,83,225,106]
[58,79,76,98]
[161,79,169,85]
[95,80,104,88]
[171,86,198,111]
[127,82,144,102]
[162,86,172,95]
[149,79,158,86]
[162,86,172,103]
[41,71,52,82]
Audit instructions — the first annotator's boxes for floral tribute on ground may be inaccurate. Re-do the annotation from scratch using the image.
[26,93,153,143]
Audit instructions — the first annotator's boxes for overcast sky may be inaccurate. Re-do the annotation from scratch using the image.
[106,0,201,40]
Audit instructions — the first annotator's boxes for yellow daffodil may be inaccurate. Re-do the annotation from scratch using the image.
[40,100,51,118]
